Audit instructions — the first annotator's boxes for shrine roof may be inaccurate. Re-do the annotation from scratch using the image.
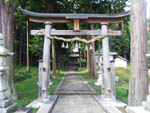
[20,8,130,19]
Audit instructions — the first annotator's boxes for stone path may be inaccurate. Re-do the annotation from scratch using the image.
[54,72,96,95]
[52,95,105,113]
[51,71,106,113]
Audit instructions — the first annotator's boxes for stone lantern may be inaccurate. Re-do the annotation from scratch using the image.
[95,51,117,86]
[0,34,4,47]
[0,34,16,113]
[95,49,118,100]
[95,57,103,86]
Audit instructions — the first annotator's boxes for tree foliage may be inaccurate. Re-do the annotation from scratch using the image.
[29,36,44,57]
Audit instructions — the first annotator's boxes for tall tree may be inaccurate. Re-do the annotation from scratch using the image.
[0,0,17,98]
[26,21,30,72]
[89,24,97,77]
[52,39,56,76]
[87,44,90,72]
[128,0,148,106]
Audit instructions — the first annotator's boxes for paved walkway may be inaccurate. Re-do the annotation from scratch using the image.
[51,71,106,113]
[54,71,96,95]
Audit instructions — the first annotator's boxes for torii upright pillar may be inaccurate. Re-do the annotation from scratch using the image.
[41,22,51,100]
[101,22,115,99]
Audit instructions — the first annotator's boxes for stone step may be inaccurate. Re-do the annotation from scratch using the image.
[93,95,127,113]
[36,96,58,113]
[0,103,16,113]
[126,106,150,113]
[54,91,97,95]
[26,96,58,109]
[14,108,32,113]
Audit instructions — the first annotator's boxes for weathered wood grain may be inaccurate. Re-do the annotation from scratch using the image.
[31,29,121,36]
[29,17,125,24]
[52,39,56,75]
[129,0,148,106]
[101,23,112,98]
[74,20,80,30]
[41,22,51,99]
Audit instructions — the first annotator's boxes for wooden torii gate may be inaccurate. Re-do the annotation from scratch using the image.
[21,8,130,100]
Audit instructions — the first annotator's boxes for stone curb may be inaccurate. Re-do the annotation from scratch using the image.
[126,106,150,113]
[36,96,59,113]
[93,95,127,113]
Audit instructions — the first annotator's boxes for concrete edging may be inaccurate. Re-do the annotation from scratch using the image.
[36,96,59,113]
[93,95,127,113]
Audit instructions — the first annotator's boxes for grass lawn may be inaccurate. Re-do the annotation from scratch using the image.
[116,67,130,103]
[80,67,130,103]
[14,66,65,107]
[80,67,150,103]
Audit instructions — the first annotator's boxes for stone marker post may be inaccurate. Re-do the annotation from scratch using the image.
[0,33,16,113]
[96,50,117,100]
[38,60,43,99]
[109,53,117,100]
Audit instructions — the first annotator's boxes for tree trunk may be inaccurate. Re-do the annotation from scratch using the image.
[0,0,17,99]
[52,39,56,76]
[19,28,22,66]
[90,42,97,77]
[26,21,30,72]
[97,40,101,69]
[89,24,97,77]
[129,0,148,106]
[87,44,90,72]
[44,0,53,13]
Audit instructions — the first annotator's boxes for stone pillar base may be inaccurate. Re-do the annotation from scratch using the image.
[126,106,150,113]
[0,104,16,113]
[14,108,32,113]
[0,97,16,113]
[0,98,13,108]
